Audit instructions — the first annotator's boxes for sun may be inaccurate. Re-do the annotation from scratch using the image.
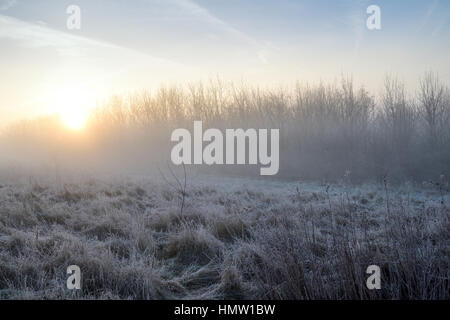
[60,107,88,130]
[52,87,93,131]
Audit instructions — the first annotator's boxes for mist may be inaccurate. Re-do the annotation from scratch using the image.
[1,72,449,183]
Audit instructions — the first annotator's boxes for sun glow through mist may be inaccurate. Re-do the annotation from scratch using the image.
[52,87,94,131]
[60,107,88,130]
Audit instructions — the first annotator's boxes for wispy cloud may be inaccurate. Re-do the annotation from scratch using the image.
[340,0,370,58]
[171,0,257,45]
[0,0,17,11]
[169,0,274,63]
[419,0,439,31]
[0,13,181,66]
[0,14,118,56]
[431,8,450,37]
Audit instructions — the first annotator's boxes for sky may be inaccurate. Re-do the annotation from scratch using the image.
[0,0,449,128]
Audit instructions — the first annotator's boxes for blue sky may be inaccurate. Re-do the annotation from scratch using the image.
[0,0,449,127]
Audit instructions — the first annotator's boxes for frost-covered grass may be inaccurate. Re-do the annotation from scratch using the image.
[0,172,448,299]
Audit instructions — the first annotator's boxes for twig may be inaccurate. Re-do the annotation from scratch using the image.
[158,162,187,216]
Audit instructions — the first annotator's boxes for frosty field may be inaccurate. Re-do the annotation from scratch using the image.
[2,0,450,305]
[0,171,448,299]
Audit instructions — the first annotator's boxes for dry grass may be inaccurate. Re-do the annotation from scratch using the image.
[0,173,448,300]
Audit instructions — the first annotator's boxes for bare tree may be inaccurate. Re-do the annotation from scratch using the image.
[381,76,416,151]
[418,72,447,146]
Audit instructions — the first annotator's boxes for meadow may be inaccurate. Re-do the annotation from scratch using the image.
[0,73,449,299]
[0,172,448,299]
